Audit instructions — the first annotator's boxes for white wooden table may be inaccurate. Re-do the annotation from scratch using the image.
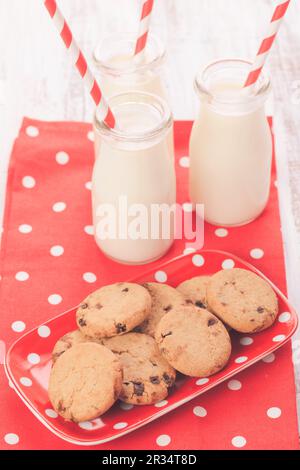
[1,0,300,431]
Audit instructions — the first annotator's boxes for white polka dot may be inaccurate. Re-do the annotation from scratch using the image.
[154,271,168,283]
[196,378,209,386]
[250,248,264,259]
[11,321,26,333]
[192,254,205,267]
[155,400,168,408]
[113,422,128,430]
[26,126,39,137]
[87,131,95,142]
[182,202,193,213]
[85,181,92,191]
[232,436,247,448]
[18,224,32,234]
[183,247,196,256]
[215,228,228,238]
[235,356,248,364]
[239,337,254,346]
[45,409,58,418]
[262,353,275,363]
[48,294,62,305]
[15,271,29,282]
[4,433,19,445]
[274,180,278,188]
[156,434,171,447]
[56,151,70,165]
[27,353,40,365]
[38,325,51,338]
[78,421,93,430]
[273,335,286,343]
[20,377,32,387]
[52,202,66,213]
[193,406,207,417]
[222,259,235,269]
[267,407,281,419]
[22,176,36,189]
[83,272,97,283]
[278,312,291,323]
[119,402,134,411]
[50,246,64,257]
[228,380,242,391]
[8,380,14,389]
[179,156,190,168]
[84,225,94,235]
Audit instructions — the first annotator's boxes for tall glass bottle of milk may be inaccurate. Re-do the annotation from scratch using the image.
[189,59,272,227]
[92,92,176,265]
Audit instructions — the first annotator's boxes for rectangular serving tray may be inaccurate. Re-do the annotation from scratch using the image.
[4,249,298,446]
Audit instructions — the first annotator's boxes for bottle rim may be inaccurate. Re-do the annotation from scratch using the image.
[195,58,271,108]
[93,32,166,77]
[94,91,173,143]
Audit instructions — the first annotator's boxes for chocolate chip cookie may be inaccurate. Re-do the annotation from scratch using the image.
[52,329,102,363]
[102,333,176,405]
[155,305,231,377]
[177,276,210,309]
[206,268,278,333]
[76,282,152,339]
[48,343,123,422]
[136,283,185,337]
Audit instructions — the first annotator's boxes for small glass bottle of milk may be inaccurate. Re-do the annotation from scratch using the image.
[189,59,272,227]
[92,92,175,265]
[93,32,168,100]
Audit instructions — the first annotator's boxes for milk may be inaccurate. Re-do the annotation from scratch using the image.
[92,93,175,265]
[189,61,272,227]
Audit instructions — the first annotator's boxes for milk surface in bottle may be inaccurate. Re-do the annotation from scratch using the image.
[189,59,272,227]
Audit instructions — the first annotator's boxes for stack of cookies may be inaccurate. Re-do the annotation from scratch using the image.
[48,268,278,423]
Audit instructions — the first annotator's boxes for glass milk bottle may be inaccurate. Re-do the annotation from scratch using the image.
[93,32,168,100]
[92,92,176,265]
[189,59,272,227]
[93,33,169,158]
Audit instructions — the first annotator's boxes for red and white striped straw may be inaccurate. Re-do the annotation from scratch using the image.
[244,0,291,88]
[134,0,154,56]
[44,0,115,128]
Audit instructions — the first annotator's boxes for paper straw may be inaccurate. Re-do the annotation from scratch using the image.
[44,0,115,129]
[134,0,154,56]
[244,0,291,88]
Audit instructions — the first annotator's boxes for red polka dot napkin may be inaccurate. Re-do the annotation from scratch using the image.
[0,118,299,450]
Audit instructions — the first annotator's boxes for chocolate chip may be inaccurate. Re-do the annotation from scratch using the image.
[80,303,88,310]
[150,361,158,367]
[133,382,144,396]
[195,300,205,308]
[122,288,129,292]
[150,376,160,385]
[163,373,173,387]
[95,303,103,309]
[164,305,172,312]
[208,318,217,327]
[257,307,265,313]
[221,302,227,306]
[116,323,127,334]
[161,331,172,339]
[58,401,66,413]
[78,318,87,327]
[185,299,193,305]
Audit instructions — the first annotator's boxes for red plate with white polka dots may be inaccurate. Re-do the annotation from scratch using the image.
[4,249,298,446]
